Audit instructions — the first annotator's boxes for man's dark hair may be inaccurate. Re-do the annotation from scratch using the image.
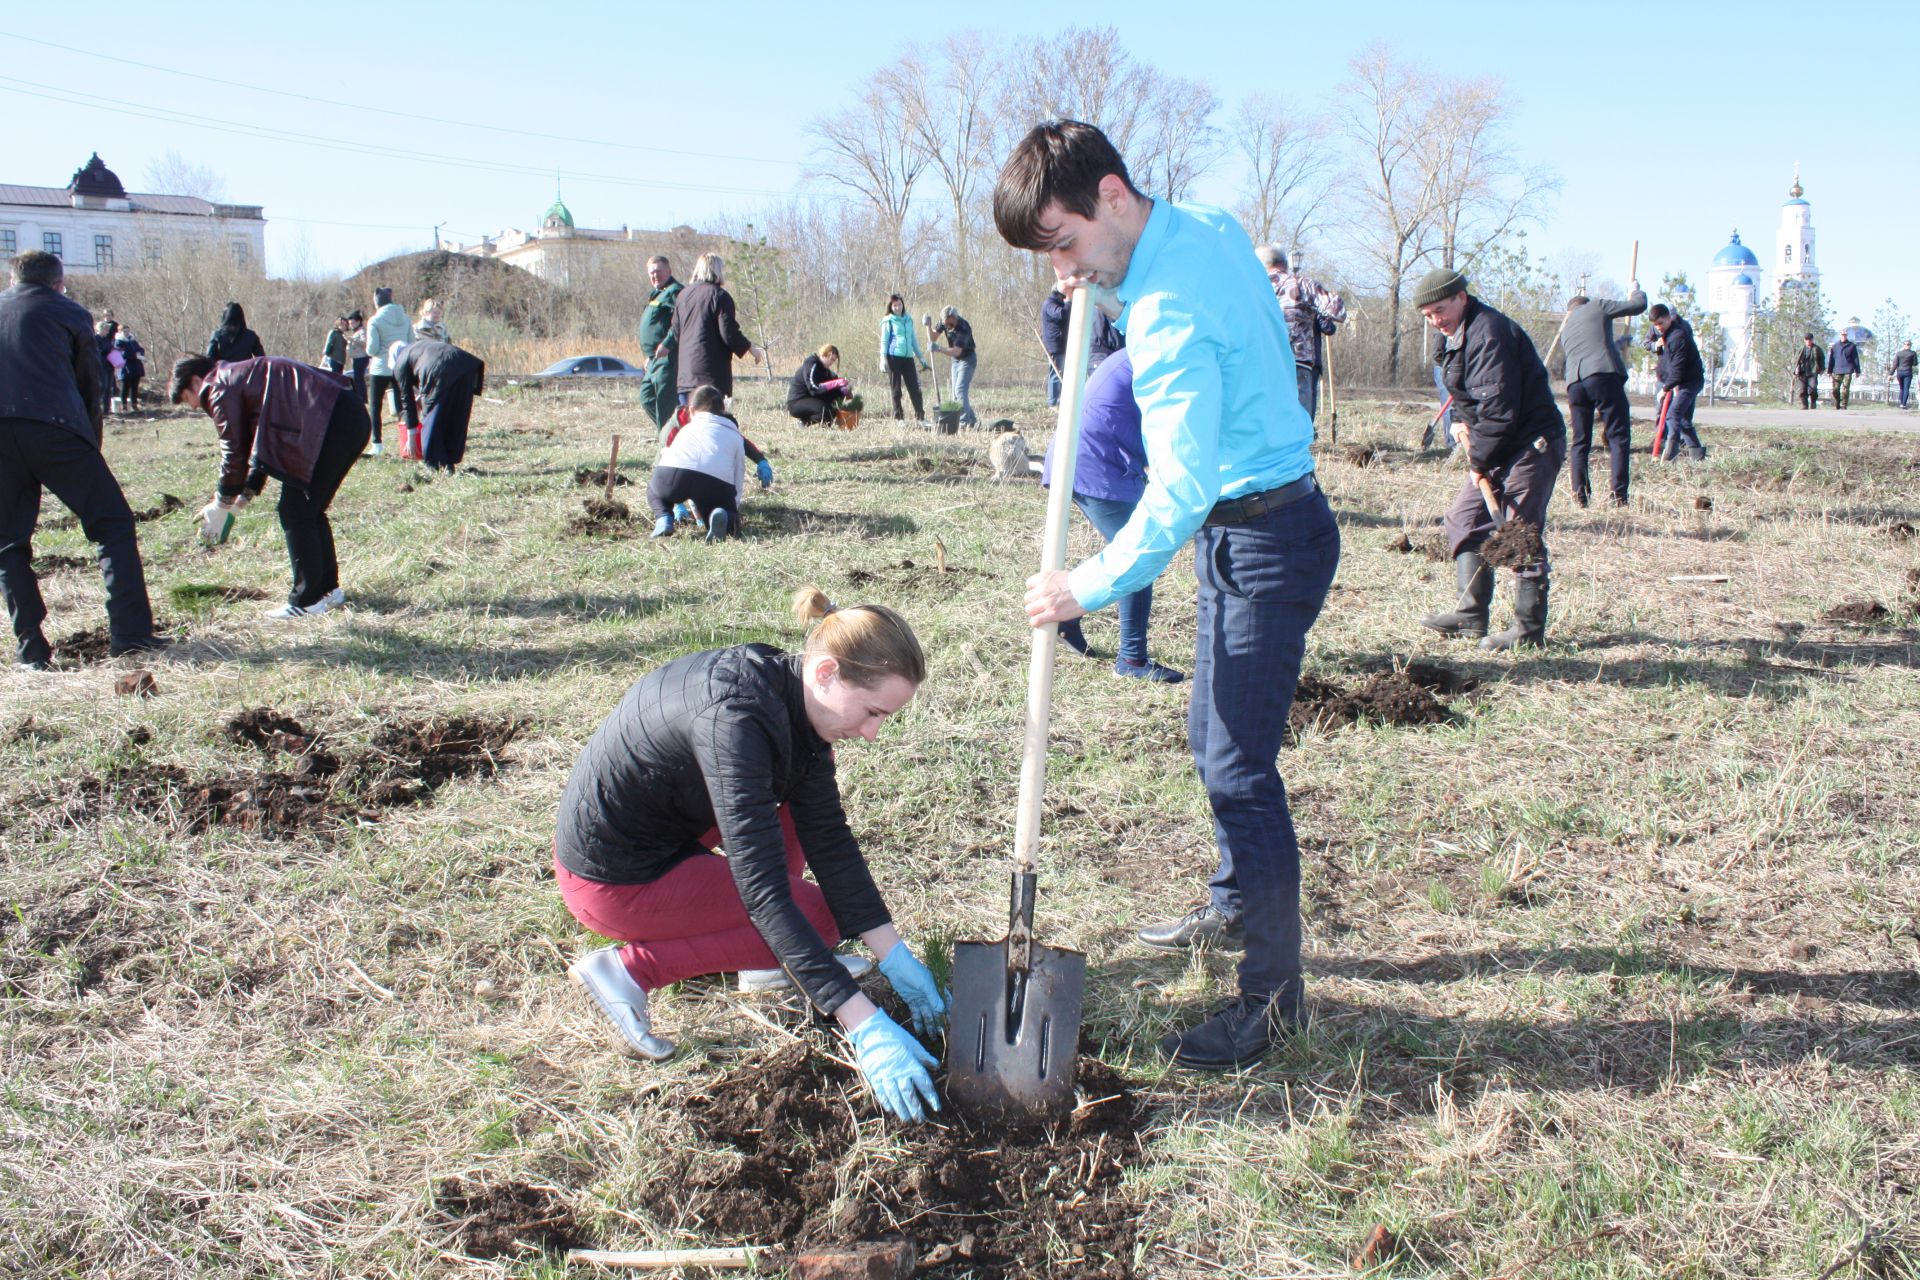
[1648,304,1671,321]
[689,384,726,415]
[1804,333,1814,341]
[993,119,1142,251]
[1567,295,1589,308]
[168,355,217,403]
[10,250,63,288]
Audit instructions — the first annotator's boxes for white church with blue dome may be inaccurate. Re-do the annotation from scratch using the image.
[1701,171,1819,393]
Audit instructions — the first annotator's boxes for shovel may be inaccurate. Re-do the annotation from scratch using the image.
[946,285,1096,1123]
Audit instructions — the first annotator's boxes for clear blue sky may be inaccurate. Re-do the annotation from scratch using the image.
[4,2,1911,328]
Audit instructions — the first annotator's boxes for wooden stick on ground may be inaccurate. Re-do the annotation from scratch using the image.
[567,1245,763,1270]
[604,435,621,503]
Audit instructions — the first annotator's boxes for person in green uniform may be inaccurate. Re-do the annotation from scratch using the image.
[638,255,683,434]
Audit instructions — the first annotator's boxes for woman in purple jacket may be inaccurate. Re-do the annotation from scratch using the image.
[1041,349,1183,682]
[169,355,371,618]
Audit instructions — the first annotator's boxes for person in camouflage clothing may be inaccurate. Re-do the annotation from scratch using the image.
[638,255,683,434]
[1258,246,1346,422]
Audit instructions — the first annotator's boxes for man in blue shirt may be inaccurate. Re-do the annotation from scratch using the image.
[994,120,1341,1069]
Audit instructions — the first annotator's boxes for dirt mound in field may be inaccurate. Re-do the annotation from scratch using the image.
[433,1177,589,1259]
[845,556,993,589]
[67,712,518,837]
[51,621,175,666]
[567,496,635,535]
[1387,531,1449,560]
[1344,443,1380,467]
[132,494,185,522]
[1823,600,1890,625]
[32,553,93,573]
[1291,672,1452,737]
[572,467,633,488]
[1398,660,1480,696]
[1888,521,1915,542]
[1480,519,1544,569]
[643,1043,1142,1278]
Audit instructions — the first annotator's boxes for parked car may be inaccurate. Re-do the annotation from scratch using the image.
[535,355,646,377]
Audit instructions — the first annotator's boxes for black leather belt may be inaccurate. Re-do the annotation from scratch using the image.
[1204,474,1318,526]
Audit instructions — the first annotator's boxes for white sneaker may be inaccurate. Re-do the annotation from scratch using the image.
[364,441,383,457]
[264,595,332,620]
[325,587,346,609]
[569,946,675,1059]
[738,952,872,994]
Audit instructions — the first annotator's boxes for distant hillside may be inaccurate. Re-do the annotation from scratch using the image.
[346,250,565,335]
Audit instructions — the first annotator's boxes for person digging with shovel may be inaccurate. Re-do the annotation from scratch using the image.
[554,587,949,1122]
[1413,267,1566,651]
[994,120,1339,1070]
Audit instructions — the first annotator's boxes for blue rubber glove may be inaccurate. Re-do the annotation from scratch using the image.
[847,1010,940,1122]
[755,458,774,489]
[878,944,949,1038]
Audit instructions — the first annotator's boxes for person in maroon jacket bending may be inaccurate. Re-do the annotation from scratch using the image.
[168,354,371,619]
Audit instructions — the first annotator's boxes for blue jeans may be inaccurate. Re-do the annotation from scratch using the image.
[1660,385,1702,459]
[1046,368,1061,407]
[1192,487,1340,996]
[1074,493,1151,665]
[951,356,977,426]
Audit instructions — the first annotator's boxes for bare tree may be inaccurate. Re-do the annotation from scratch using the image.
[888,32,1004,294]
[1131,71,1222,201]
[998,27,1153,159]
[806,85,932,291]
[141,151,228,201]
[1231,94,1339,251]
[1337,46,1442,384]
[1416,77,1559,275]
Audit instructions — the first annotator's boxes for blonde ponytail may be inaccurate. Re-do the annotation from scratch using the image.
[790,583,927,688]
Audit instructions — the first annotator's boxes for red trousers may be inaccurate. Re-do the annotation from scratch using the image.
[555,805,841,991]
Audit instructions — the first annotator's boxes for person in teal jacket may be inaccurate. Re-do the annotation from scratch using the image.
[878,295,929,422]
[364,287,412,455]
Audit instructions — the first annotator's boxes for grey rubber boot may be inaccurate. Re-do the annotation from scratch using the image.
[1480,575,1549,651]
[1418,551,1492,638]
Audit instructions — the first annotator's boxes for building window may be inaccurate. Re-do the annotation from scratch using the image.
[95,235,113,269]
[231,238,250,266]
[0,229,15,255]
[144,237,162,264]
[1784,244,1792,263]
[43,232,62,259]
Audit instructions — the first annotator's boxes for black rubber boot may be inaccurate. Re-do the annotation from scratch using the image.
[1481,575,1548,651]
[1418,551,1492,638]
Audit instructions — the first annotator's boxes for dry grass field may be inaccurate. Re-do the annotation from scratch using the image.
[2,374,1916,1279]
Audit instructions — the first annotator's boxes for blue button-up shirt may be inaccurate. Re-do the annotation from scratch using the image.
[1066,200,1315,613]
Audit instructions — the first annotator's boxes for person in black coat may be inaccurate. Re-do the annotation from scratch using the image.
[554,588,949,1123]
[669,253,758,401]
[1650,305,1706,459]
[1040,284,1122,406]
[114,328,146,412]
[787,344,851,424]
[1827,331,1861,409]
[392,338,485,471]
[1794,334,1824,409]
[0,251,162,668]
[206,301,266,364]
[1413,268,1566,651]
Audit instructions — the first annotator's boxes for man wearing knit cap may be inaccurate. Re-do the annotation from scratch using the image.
[1560,280,1645,507]
[1413,266,1565,651]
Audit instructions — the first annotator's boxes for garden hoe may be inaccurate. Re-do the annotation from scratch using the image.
[946,285,1095,1124]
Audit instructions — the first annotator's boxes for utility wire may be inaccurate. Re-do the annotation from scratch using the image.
[0,28,801,169]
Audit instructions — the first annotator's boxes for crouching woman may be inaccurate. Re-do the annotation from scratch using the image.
[169,354,370,619]
[555,587,949,1122]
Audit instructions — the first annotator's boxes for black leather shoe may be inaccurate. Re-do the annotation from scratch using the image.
[1136,904,1245,952]
[1160,988,1305,1070]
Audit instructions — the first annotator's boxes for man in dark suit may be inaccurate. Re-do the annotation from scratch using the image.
[0,251,162,669]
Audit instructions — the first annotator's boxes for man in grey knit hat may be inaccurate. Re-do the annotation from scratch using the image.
[1412,267,1566,651]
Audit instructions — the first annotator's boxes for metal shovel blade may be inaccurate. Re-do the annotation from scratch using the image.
[946,935,1086,1123]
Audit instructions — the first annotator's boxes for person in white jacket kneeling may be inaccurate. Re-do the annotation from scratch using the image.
[649,384,747,542]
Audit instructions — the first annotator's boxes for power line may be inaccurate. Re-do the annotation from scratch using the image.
[0,28,802,169]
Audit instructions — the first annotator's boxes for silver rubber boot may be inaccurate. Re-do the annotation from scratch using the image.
[1480,575,1549,651]
[569,946,676,1060]
[1418,551,1492,638]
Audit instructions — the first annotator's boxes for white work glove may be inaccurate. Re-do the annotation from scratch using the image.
[197,493,249,547]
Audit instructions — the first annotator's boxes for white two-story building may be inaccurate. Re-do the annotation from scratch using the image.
[0,153,266,275]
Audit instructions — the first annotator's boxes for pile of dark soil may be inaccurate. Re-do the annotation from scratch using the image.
[567,496,635,536]
[67,712,517,837]
[1693,495,1714,512]
[1386,531,1450,561]
[433,1177,590,1259]
[52,621,175,666]
[1398,660,1480,696]
[1344,443,1379,467]
[1887,521,1915,542]
[1290,671,1452,737]
[1823,600,1890,625]
[643,1043,1143,1278]
[32,553,93,573]
[132,494,186,523]
[845,556,992,589]
[1480,519,1544,569]
[572,467,632,488]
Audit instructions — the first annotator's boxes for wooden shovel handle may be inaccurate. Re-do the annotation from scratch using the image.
[1012,286,1097,877]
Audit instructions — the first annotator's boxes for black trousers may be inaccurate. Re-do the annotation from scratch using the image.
[0,416,156,664]
[351,356,369,406]
[886,355,924,419]
[1795,374,1818,408]
[279,394,370,607]
[120,373,142,411]
[419,371,477,470]
[1443,436,1565,578]
[647,465,738,529]
[368,373,395,443]
[1566,373,1631,504]
[788,394,838,425]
